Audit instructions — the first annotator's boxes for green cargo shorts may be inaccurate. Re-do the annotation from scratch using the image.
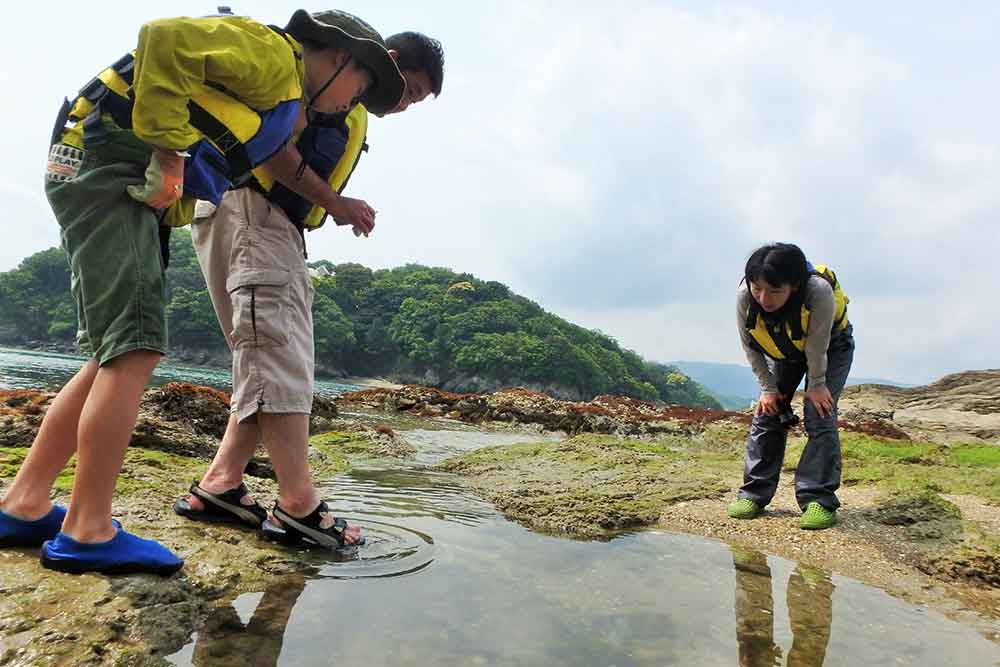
[44,122,167,365]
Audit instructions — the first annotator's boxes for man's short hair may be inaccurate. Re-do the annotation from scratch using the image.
[386,32,444,96]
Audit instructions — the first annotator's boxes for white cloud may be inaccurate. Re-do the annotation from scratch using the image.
[1,1,997,385]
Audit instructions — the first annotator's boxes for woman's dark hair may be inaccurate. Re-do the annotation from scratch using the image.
[744,243,809,290]
[386,31,445,96]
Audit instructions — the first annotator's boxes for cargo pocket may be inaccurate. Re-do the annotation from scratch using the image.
[227,268,290,348]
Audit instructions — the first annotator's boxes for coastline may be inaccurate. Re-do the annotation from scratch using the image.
[0,377,996,663]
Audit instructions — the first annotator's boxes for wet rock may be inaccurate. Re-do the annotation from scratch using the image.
[919,545,1000,588]
[0,390,54,447]
[311,394,339,421]
[840,419,912,440]
[110,576,197,608]
[369,424,416,457]
[437,435,731,539]
[865,492,961,527]
[309,426,415,460]
[2,384,340,460]
[838,369,1000,442]
[143,383,231,439]
[338,385,750,438]
[243,457,276,480]
[129,598,208,658]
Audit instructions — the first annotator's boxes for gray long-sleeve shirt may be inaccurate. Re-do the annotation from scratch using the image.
[737,276,836,393]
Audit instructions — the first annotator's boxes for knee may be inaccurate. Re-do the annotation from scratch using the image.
[804,413,837,438]
[751,413,784,433]
[104,348,161,373]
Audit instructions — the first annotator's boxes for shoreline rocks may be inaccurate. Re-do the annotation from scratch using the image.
[337,384,924,441]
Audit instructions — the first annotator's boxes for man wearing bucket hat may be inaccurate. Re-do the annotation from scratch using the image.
[173,10,430,549]
[0,8,395,574]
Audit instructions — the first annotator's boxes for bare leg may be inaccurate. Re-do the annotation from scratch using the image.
[1,360,100,519]
[60,350,161,543]
[259,413,360,544]
[185,413,260,510]
[259,413,317,515]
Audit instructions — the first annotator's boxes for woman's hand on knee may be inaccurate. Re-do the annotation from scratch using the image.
[756,392,784,416]
[805,386,834,418]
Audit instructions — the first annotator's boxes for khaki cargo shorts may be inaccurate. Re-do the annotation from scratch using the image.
[191,189,314,421]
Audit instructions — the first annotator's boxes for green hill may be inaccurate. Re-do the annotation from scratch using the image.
[0,229,720,409]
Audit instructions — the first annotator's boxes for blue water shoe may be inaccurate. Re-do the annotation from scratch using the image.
[41,525,183,575]
[0,504,66,547]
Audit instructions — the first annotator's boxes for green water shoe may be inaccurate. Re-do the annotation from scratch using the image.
[800,502,837,530]
[727,498,764,520]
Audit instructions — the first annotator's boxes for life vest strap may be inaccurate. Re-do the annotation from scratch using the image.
[187,101,252,179]
[749,312,806,361]
[769,321,805,359]
[111,54,135,85]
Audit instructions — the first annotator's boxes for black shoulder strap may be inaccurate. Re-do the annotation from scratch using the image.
[187,101,252,178]
[745,298,760,330]
[771,325,806,359]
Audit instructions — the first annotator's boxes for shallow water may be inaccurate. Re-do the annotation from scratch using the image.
[0,346,360,397]
[166,424,999,666]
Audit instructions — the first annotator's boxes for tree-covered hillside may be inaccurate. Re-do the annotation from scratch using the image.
[0,230,720,408]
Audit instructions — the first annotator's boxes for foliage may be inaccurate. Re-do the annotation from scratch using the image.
[0,241,720,408]
[0,248,75,343]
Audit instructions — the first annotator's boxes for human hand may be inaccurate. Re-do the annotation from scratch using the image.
[755,392,784,417]
[329,195,375,237]
[126,148,185,209]
[805,386,834,418]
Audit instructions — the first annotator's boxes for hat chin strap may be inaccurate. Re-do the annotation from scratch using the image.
[297,55,353,179]
[305,54,352,113]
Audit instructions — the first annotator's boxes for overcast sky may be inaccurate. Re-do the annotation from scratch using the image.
[1,1,997,384]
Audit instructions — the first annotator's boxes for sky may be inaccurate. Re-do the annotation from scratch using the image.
[1,1,997,385]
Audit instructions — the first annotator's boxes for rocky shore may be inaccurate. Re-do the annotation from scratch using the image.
[0,372,997,664]
[336,382,914,440]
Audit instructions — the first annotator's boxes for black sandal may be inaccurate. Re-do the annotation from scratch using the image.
[260,501,364,549]
[173,481,267,529]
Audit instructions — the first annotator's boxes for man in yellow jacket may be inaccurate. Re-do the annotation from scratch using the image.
[0,9,401,574]
[174,20,444,549]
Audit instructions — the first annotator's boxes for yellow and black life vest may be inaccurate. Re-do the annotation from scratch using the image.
[56,49,300,227]
[254,105,369,230]
[744,263,850,361]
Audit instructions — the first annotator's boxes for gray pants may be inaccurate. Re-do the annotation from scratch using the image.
[738,326,854,512]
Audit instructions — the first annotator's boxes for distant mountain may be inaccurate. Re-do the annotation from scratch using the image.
[668,362,760,409]
[669,360,909,410]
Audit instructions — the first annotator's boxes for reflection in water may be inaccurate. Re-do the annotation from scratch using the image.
[152,432,1000,666]
[732,545,834,667]
[190,576,306,667]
